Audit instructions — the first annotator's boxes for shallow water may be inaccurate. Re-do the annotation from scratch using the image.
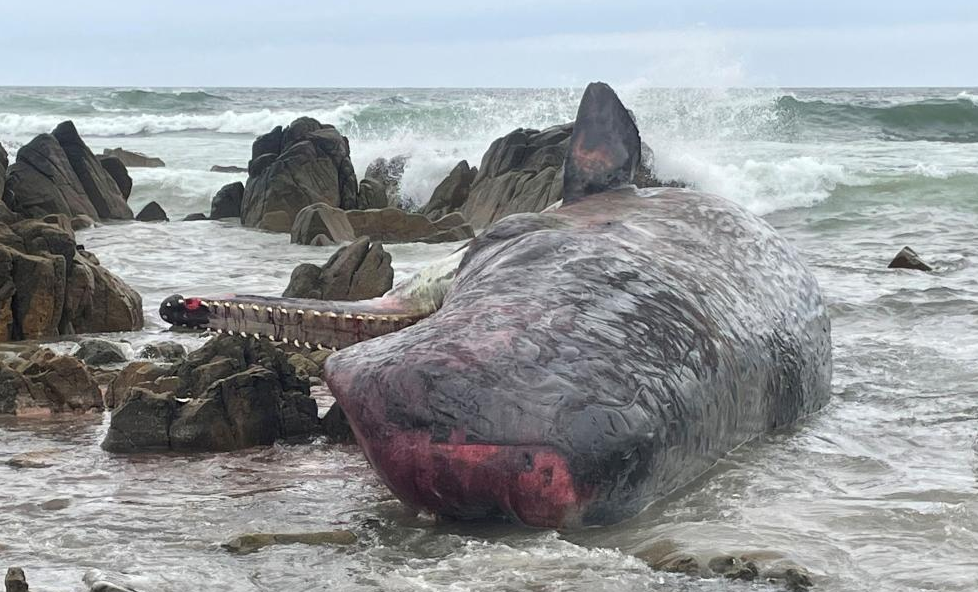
[2,87,978,591]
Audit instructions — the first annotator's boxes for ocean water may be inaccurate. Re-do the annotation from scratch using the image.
[1,86,978,591]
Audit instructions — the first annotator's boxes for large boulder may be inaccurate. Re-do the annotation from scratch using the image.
[97,155,132,200]
[64,248,144,334]
[0,364,44,415]
[290,203,355,245]
[358,177,388,209]
[53,121,133,220]
[19,348,103,412]
[364,155,408,207]
[3,133,99,220]
[101,148,165,168]
[421,160,477,220]
[104,361,169,409]
[102,335,321,452]
[135,201,168,222]
[241,118,359,229]
[345,207,474,243]
[283,237,393,300]
[209,181,244,219]
[74,338,128,366]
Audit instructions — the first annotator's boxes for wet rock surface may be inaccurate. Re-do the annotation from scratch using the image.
[137,341,187,363]
[345,207,474,243]
[53,121,133,221]
[135,201,168,222]
[102,335,321,452]
[5,567,28,592]
[283,237,393,301]
[209,181,244,220]
[95,156,132,200]
[73,338,128,366]
[290,202,355,245]
[209,165,247,174]
[101,148,165,168]
[421,160,477,220]
[888,246,933,271]
[364,155,407,207]
[0,348,102,414]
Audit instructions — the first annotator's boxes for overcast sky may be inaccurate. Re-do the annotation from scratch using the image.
[4,0,977,87]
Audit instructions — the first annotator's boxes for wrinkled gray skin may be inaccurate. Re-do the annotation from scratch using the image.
[326,185,832,528]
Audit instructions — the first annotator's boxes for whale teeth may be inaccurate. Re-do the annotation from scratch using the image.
[303,341,311,349]
[328,312,338,319]
[293,339,300,347]
[165,302,172,308]
[281,337,289,344]
[266,307,273,314]
[379,316,388,322]
[366,315,375,322]
[279,308,288,315]
[316,344,324,350]
[178,299,185,305]
[344,314,353,320]
[313,311,322,317]
[252,305,260,312]
[296,310,304,315]
[216,328,224,334]
[267,335,276,342]
[253,333,260,340]
[355,315,364,321]
[237,304,245,311]
[331,346,337,352]
[223,302,231,308]
[239,331,247,337]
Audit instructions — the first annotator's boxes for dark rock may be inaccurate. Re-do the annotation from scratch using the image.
[3,133,99,219]
[53,121,133,220]
[251,126,283,160]
[74,338,128,366]
[70,214,96,230]
[241,118,359,229]
[138,341,187,363]
[97,156,132,200]
[209,182,244,219]
[358,177,388,209]
[6,449,61,468]
[20,348,102,412]
[222,530,357,555]
[12,218,76,264]
[322,403,355,444]
[0,142,7,209]
[101,148,165,168]
[257,210,292,233]
[5,567,28,592]
[182,213,208,221]
[290,203,355,245]
[135,201,168,222]
[102,387,175,452]
[364,155,408,207]
[5,245,66,340]
[0,365,44,415]
[345,208,474,243]
[422,160,477,220]
[65,248,144,334]
[283,237,393,300]
[888,246,932,272]
[210,165,247,174]
[103,360,170,409]
[40,498,70,511]
[103,335,320,452]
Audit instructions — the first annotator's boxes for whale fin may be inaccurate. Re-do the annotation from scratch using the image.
[562,82,642,203]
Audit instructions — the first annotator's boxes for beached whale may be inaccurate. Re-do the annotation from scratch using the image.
[160,82,831,527]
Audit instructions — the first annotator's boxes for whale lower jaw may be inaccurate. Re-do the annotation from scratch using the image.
[356,430,592,528]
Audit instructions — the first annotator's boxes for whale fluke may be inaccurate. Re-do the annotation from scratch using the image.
[562,82,642,202]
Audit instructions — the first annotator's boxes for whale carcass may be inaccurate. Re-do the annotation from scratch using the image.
[160,82,832,527]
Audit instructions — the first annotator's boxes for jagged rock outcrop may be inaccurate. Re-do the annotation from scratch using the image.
[0,348,102,414]
[283,237,393,300]
[358,177,388,209]
[421,160,477,220]
[0,217,143,341]
[102,335,321,452]
[888,246,933,272]
[209,181,244,219]
[3,133,100,220]
[0,141,7,208]
[96,155,132,200]
[135,201,168,222]
[240,118,359,229]
[345,208,474,243]
[364,155,408,207]
[101,148,165,168]
[53,121,133,220]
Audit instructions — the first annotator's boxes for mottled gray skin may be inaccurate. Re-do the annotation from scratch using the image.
[326,186,832,527]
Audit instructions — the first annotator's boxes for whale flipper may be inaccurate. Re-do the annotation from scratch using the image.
[562,82,642,202]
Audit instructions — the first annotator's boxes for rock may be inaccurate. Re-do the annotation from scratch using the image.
[82,570,140,592]
[222,530,357,555]
[289,203,355,245]
[288,353,321,379]
[0,141,7,203]
[634,541,813,590]
[3,133,99,220]
[101,148,165,168]
[241,118,359,229]
[40,498,70,511]
[888,246,932,272]
[182,213,208,221]
[283,237,393,300]
[138,341,187,363]
[364,155,408,207]
[102,336,320,452]
[358,177,388,209]
[209,182,244,220]
[6,450,61,468]
[5,567,28,592]
[97,156,132,200]
[13,218,75,263]
[71,214,96,230]
[74,338,128,366]
[102,387,175,452]
[421,160,477,220]
[65,248,144,334]
[210,165,247,174]
[21,348,103,412]
[5,246,66,340]
[256,210,292,232]
[322,403,355,444]
[0,365,44,415]
[53,121,133,220]
[135,201,168,222]
[345,207,474,243]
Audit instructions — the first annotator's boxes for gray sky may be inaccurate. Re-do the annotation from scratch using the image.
[4,0,977,87]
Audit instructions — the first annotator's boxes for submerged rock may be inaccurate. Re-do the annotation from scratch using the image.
[74,338,128,366]
[182,213,208,222]
[104,361,169,409]
[138,341,187,363]
[101,148,165,168]
[887,246,933,272]
[283,237,393,301]
[210,165,247,174]
[222,530,357,554]
[135,201,168,222]
[20,348,103,412]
